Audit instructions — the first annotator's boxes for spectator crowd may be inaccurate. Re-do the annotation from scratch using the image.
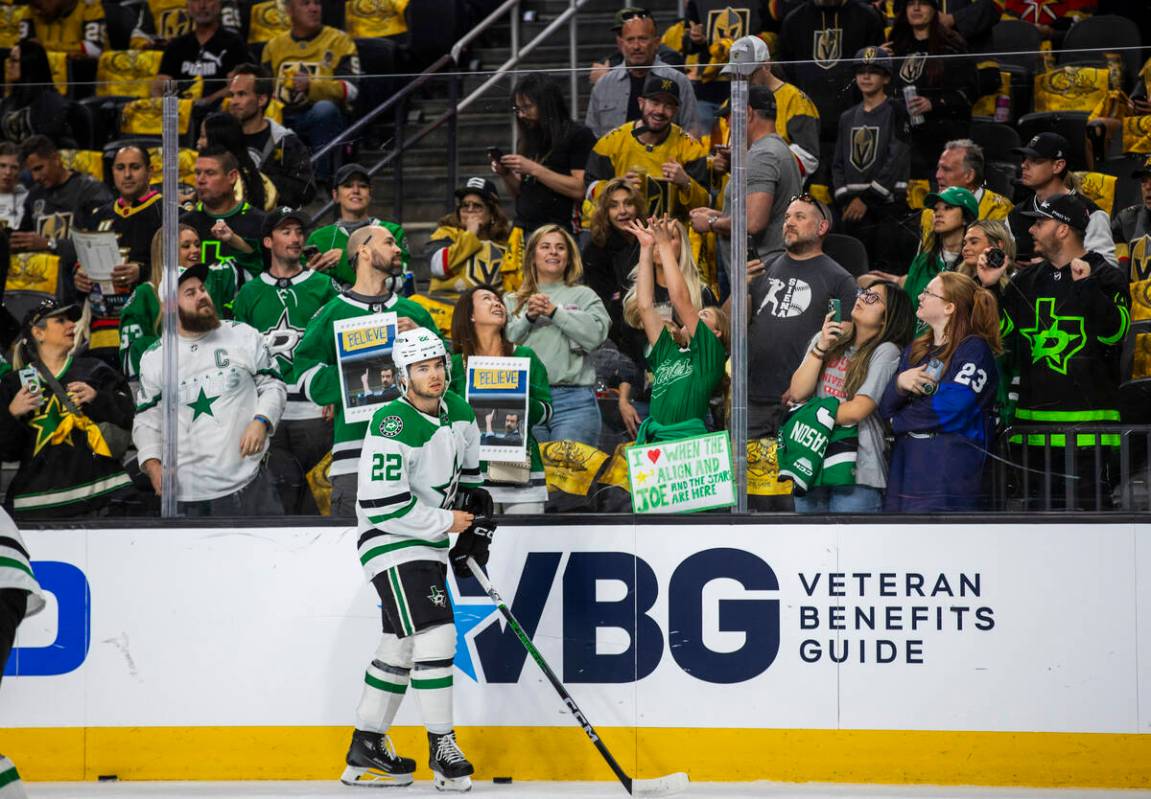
[2,0,1150,519]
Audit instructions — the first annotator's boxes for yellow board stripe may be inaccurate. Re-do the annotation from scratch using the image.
[0,727,1147,787]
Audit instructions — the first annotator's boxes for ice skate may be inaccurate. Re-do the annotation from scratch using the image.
[340,730,416,787]
[428,730,473,792]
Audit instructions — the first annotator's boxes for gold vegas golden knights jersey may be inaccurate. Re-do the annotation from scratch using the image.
[18,0,106,56]
[346,0,409,39]
[260,26,361,109]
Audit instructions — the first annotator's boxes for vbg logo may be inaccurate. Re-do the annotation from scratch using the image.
[453,548,779,685]
[4,561,90,677]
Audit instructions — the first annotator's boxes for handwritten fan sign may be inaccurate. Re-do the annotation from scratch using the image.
[626,432,735,514]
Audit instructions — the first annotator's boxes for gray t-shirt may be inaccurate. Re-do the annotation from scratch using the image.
[805,334,900,489]
[747,252,858,403]
[724,132,803,259]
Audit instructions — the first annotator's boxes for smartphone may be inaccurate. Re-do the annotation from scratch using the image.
[921,357,946,395]
[827,298,841,322]
[18,366,42,403]
[487,147,504,163]
[746,234,758,264]
[302,244,320,261]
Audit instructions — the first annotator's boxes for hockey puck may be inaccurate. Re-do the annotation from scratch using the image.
[493,776,513,784]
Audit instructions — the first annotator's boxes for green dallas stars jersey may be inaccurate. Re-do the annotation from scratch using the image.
[290,291,443,479]
[233,269,337,421]
[356,391,481,578]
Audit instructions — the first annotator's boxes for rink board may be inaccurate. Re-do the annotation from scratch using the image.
[0,522,1148,787]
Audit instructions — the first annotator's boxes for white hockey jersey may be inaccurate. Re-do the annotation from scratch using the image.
[134,321,287,501]
[0,508,45,617]
[356,390,482,579]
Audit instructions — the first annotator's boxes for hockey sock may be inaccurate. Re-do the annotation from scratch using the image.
[0,755,28,799]
[411,622,456,735]
[355,635,413,733]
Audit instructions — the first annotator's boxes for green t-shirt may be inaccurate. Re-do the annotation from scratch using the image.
[305,218,410,287]
[647,319,726,426]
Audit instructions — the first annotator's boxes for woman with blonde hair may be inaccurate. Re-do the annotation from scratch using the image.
[118,225,239,379]
[506,224,610,446]
[879,272,1002,512]
[959,219,1015,292]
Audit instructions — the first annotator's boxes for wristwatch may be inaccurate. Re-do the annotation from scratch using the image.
[707,215,719,232]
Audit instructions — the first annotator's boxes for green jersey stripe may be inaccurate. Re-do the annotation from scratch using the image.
[136,394,162,412]
[411,675,453,690]
[12,473,134,510]
[1015,408,1121,422]
[360,538,450,565]
[367,497,417,524]
[0,557,35,579]
[365,672,407,694]
[387,567,414,636]
[0,763,21,789]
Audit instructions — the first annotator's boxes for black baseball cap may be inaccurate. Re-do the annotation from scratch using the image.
[21,298,81,331]
[334,162,371,186]
[748,85,777,115]
[262,206,311,237]
[1131,154,1151,179]
[1021,193,1091,232]
[641,74,680,104]
[1012,132,1069,161]
[855,46,893,75]
[455,176,500,203]
[611,6,651,31]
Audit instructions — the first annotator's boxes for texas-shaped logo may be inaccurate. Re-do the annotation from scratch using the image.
[1020,297,1085,375]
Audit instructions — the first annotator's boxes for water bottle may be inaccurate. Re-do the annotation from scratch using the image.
[903,85,925,127]
[89,282,107,316]
[994,94,1010,123]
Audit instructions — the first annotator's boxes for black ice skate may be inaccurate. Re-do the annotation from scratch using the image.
[428,730,474,792]
[341,730,417,788]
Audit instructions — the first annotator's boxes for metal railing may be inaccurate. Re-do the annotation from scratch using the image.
[312,0,591,223]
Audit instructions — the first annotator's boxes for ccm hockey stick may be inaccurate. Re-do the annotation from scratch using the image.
[466,558,689,797]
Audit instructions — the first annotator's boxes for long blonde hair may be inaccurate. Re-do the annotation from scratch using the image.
[622,219,704,329]
[512,224,584,313]
[959,219,1015,289]
[12,302,91,369]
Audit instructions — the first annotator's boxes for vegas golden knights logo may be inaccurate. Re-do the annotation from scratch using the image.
[645,178,672,217]
[706,7,749,43]
[466,241,504,288]
[156,7,191,39]
[36,210,72,241]
[813,28,842,70]
[900,52,927,83]
[850,126,879,171]
[1131,237,1151,323]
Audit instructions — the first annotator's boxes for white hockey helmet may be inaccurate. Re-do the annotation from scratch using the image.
[392,327,450,387]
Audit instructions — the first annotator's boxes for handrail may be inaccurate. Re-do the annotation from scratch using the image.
[311,0,526,164]
[312,0,592,221]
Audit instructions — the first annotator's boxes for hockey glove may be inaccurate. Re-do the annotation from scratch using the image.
[449,523,494,579]
[455,486,494,521]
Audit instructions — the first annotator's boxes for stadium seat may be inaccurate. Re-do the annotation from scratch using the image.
[59,149,106,183]
[120,97,194,137]
[984,161,1018,202]
[1058,15,1142,94]
[103,0,138,51]
[96,50,163,98]
[0,4,22,49]
[822,233,869,278]
[1017,111,1090,170]
[970,121,1022,164]
[247,0,290,44]
[346,0,408,39]
[1073,170,1117,215]
[1098,155,1144,213]
[990,20,1043,74]
[65,100,96,150]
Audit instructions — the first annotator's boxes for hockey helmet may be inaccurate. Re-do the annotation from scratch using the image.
[392,327,450,387]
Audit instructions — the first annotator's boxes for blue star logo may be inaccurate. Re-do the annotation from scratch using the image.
[450,583,498,682]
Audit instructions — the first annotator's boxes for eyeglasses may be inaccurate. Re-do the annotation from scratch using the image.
[788,193,827,220]
[857,288,884,305]
[919,288,948,302]
[459,201,487,212]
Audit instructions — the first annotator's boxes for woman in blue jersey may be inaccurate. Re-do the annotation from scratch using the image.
[879,271,1001,512]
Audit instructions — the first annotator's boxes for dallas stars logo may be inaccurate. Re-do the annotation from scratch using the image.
[378,415,404,437]
[265,307,303,366]
[188,386,219,420]
[427,585,447,608]
[28,395,68,455]
[1020,297,1086,375]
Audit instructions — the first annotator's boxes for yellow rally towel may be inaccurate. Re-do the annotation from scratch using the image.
[6,253,61,295]
[1073,171,1116,216]
[306,451,332,517]
[97,50,163,99]
[1034,66,1110,114]
[541,440,609,497]
[747,437,792,496]
[121,97,194,135]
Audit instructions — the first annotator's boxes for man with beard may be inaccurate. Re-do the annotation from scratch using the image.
[585,76,709,222]
[233,207,336,514]
[734,195,856,441]
[133,262,286,516]
[180,145,267,278]
[226,63,313,208]
[291,225,443,518]
[585,7,697,137]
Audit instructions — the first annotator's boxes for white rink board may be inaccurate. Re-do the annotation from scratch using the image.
[1,523,1148,734]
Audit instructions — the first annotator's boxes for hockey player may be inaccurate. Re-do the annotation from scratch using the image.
[341,327,492,792]
[0,507,45,799]
[233,207,337,514]
[291,225,442,518]
[133,262,286,515]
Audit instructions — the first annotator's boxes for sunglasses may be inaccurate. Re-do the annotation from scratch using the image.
[617,8,652,23]
[857,288,884,305]
[788,193,827,219]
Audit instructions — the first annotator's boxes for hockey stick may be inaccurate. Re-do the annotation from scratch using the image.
[466,558,690,797]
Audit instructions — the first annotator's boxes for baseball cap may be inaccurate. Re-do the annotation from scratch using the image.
[1131,154,1151,179]
[641,74,680,104]
[157,262,211,299]
[721,35,769,76]
[334,162,372,186]
[748,85,776,115]
[924,186,979,222]
[21,298,81,331]
[454,176,500,203]
[1020,193,1091,232]
[262,205,310,237]
[1012,132,1069,161]
[854,46,893,75]
[611,6,651,31]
